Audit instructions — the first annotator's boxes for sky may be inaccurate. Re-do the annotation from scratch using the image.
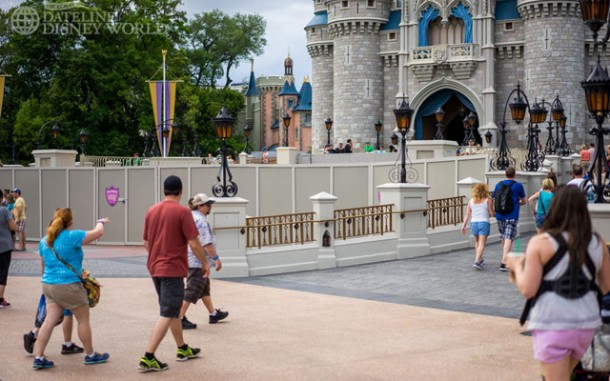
[1,0,314,88]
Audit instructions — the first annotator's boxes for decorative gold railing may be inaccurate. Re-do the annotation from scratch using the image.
[426,196,465,229]
[333,205,393,240]
[81,155,143,167]
[245,212,315,248]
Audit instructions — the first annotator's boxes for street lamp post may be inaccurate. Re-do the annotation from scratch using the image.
[434,107,445,140]
[557,115,571,157]
[36,121,60,149]
[325,117,333,147]
[244,125,252,154]
[374,120,383,150]
[541,96,565,156]
[282,113,291,147]
[79,129,88,156]
[212,106,238,197]
[393,98,414,183]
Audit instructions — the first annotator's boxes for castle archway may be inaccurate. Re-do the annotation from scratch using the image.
[409,78,484,145]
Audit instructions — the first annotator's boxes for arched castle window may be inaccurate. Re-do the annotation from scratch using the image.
[419,3,473,46]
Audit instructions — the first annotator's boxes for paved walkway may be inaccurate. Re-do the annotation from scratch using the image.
[0,237,539,380]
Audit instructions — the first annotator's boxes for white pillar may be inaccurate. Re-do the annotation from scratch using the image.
[208,197,249,278]
[276,147,297,164]
[588,204,610,240]
[377,182,431,259]
[238,152,248,164]
[310,191,338,270]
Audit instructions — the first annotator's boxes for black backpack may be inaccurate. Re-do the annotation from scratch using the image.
[494,180,515,214]
[519,233,601,326]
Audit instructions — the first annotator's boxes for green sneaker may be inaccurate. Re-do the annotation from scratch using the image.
[138,355,168,372]
[176,345,201,362]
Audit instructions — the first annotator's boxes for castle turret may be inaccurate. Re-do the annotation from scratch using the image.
[245,59,261,151]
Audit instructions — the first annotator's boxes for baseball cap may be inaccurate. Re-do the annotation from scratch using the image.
[191,193,215,207]
[163,175,182,192]
[12,188,21,195]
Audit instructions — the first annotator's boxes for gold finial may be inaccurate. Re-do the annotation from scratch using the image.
[250,58,254,71]
[304,75,310,83]
[162,49,167,58]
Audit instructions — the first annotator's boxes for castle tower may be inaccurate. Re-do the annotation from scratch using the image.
[306,1,334,152]
[324,0,392,149]
[279,53,300,148]
[517,0,586,145]
[245,59,260,151]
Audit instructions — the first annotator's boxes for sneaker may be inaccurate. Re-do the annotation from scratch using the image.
[176,345,201,361]
[138,355,168,372]
[84,352,109,365]
[62,343,84,355]
[480,259,486,266]
[499,263,508,272]
[24,331,36,354]
[33,357,54,370]
[472,261,483,270]
[0,299,11,308]
[181,316,197,330]
[209,309,229,324]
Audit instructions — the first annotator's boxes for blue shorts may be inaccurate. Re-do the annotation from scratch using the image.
[470,221,490,237]
[535,214,545,229]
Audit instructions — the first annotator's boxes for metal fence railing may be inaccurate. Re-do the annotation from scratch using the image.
[245,212,315,249]
[333,205,393,240]
[426,196,465,229]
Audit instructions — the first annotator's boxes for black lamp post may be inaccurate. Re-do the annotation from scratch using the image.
[325,117,333,147]
[79,129,88,156]
[581,57,610,203]
[580,0,610,43]
[557,115,571,156]
[393,98,414,183]
[36,121,60,149]
[244,125,252,154]
[434,107,445,140]
[192,133,202,157]
[374,120,383,150]
[541,96,566,156]
[212,106,238,197]
[282,113,291,147]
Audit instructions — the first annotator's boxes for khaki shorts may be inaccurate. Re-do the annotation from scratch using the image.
[42,282,88,310]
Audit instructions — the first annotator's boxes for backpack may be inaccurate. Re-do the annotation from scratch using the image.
[494,180,515,214]
[519,233,601,326]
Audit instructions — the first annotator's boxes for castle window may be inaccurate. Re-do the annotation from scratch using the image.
[344,45,352,65]
[388,32,397,41]
[303,113,312,126]
[342,1,349,8]
[364,79,372,99]
[289,99,294,108]
[368,0,375,7]
[504,22,514,31]
[311,28,316,35]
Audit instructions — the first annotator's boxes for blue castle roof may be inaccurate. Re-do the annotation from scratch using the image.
[294,81,312,111]
[495,0,521,20]
[306,11,328,28]
[279,80,299,96]
[380,10,401,30]
[245,70,259,96]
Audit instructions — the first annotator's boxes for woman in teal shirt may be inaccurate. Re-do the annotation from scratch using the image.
[32,208,110,370]
[528,178,555,233]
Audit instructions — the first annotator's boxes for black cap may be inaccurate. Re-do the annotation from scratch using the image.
[163,175,182,193]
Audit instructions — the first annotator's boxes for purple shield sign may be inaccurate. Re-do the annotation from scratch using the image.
[105,186,120,207]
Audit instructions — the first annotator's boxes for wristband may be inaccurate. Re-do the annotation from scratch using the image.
[96,219,105,225]
[212,255,219,261]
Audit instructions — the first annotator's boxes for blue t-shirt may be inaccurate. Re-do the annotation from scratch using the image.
[39,230,86,285]
[493,179,526,221]
[536,190,554,216]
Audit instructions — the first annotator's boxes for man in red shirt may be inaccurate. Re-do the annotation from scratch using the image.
[138,175,210,372]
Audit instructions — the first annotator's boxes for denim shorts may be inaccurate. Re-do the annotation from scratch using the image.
[532,329,595,363]
[535,214,546,229]
[470,221,490,237]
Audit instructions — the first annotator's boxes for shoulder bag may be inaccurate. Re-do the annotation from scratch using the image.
[50,247,101,308]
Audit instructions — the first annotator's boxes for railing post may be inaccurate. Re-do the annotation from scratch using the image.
[378,182,431,259]
[208,196,250,277]
[310,191,338,270]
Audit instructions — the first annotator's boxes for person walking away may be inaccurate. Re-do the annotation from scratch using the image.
[180,194,229,330]
[508,185,610,381]
[11,188,26,251]
[33,209,110,370]
[23,305,84,355]
[461,183,495,270]
[5,193,15,250]
[139,175,210,372]
[0,191,17,308]
[493,167,526,272]
[528,178,555,234]
[580,144,591,170]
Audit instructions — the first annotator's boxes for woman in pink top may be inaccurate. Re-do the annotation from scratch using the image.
[461,183,495,270]
[580,144,591,170]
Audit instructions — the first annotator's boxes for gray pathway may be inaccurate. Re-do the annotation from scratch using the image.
[10,235,532,320]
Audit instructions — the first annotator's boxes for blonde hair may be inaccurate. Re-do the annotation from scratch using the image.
[471,183,490,201]
[47,208,73,247]
[541,178,554,191]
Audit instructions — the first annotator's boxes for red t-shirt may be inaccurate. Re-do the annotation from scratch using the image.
[143,200,198,277]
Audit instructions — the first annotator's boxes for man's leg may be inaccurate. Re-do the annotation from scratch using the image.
[502,238,512,264]
[146,316,174,354]
[202,296,214,314]
[62,313,73,342]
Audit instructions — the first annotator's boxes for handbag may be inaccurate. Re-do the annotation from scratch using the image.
[50,247,101,308]
[581,324,610,372]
